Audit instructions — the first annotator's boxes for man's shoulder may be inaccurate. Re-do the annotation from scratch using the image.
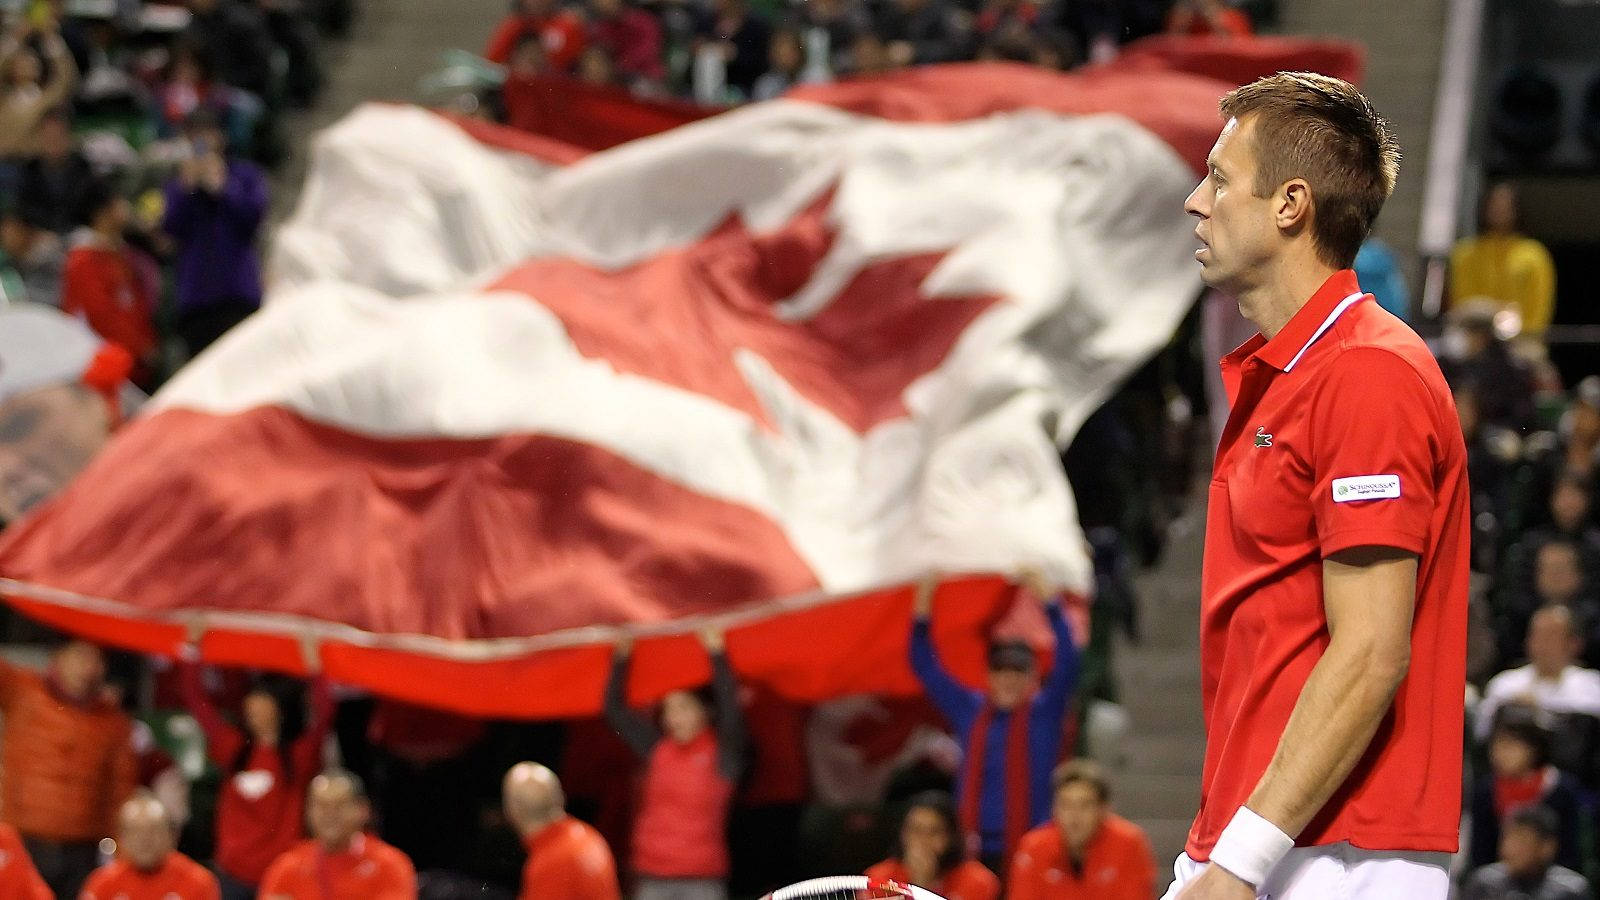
[367,836,416,872]
[80,860,128,892]
[1100,814,1152,850]
[1328,305,1445,388]
[1017,822,1059,851]
[1485,665,1534,696]
[172,851,218,884]
[264,839,318,873]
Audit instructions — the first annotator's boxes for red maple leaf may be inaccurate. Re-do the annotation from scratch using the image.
[487,186,1002,433]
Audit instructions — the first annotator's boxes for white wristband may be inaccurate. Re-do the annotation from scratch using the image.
[1209,806,1294,889]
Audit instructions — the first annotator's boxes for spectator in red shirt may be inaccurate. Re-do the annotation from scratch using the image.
[1164,0,1253,37]
[866,792,999,900]
[587,0,663,88]
[82,791,220,900]
[485,0,587,73]
[60,180,158,378]
[178,634,333,900]
[258,770,416,900]
[1008,761,1155,900]
[503,762,621,900]
[0,823,50,900]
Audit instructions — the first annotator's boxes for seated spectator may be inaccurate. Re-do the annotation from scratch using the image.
[604,627,745,897]
[873,0,972,67]
[0,823,49,899]
[1353,238,1409,320]
[1557,377,1600,483]
[1468,719,1584,873]
[82,791,220,900]
[1441,298,1537,434]
[1464,805,1590,900]
[1498,540,1599,667]
[15,110,91,236]
[910,574,1078,874]
[845,31,895,76]
[154,42,262,155]
[695,0,772,99]
[502,762,621,900]
[1164,0,1254,36]
[587,0,665,89]
[259,0,325,108]
[61,179,159,377]
[184,0,274,100]
[1007,761,1154,900]
[577,45,620,87]
[0,210,65,305]
[866,791,999,900]
[1477,605,1600,740]
[974,0,1043,44]
[798,0,872,75]
[162,109,268,359]
[258,770,417,900]
[485,0,587,73]
[1451,182,1556,337]
[0,18,78,159]
[0,639,136,898]
[752,29,805,102]
[179,634,332,900]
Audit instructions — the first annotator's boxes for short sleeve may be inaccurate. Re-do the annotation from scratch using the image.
[1309,348,1439,558]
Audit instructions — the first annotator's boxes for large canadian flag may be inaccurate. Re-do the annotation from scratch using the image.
[0,59,1274,717]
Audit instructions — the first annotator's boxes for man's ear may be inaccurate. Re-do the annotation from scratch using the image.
[1277,179,1313,233]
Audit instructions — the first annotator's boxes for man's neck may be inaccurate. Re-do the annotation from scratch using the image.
[319,835,360,855]
[1235,252,1341,341]
[1533,663,1568,681]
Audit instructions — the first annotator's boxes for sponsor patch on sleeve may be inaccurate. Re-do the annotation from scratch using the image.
[1332,474,1401,502]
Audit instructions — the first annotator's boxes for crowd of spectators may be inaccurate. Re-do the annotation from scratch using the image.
[475,0,1267,107]
[0,0,351,389]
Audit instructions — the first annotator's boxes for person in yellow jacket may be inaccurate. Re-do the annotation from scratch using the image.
[1450,182,1556,335]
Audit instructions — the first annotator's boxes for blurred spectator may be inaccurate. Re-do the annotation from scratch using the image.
[752,29,804,101]
[154,42,263,154]
[15,109,91,236]
[0,210,64,305]
[81,791,221,900]
[865,791,1000,900]
[578,45,620,87]
[1007,761,1155,900]
[910,574,1079,874]
[184,0,275,100]
[259,0,325,108]
[797,0,872,75]
[1468,719,1584,873]
[588,0,665,89]
[1494,539,1599,669]
[61,179,159,378]
[257,770,418,900]
[485,0,587,73]
[695,0,771,100]
[1440,298,1536,433]
[1353,238,1409,320]
[502,762,621,900]
[1450,182,1557,337]
[604,628,745,900]
[845,31,894,76]
[0,639,136,898]
[973,0,1043,45]
[179,636,333,900]
[0,18,78,159]
[1164,0,1254,37]
[1558,377,1600,482]
[162,109,267,359]
[1463,805,1590,900]
[873,0,971,68]
[505,32,550,80]
[1060,0,1167,64]
[1455,383,1521,573]
[1476,605,1600,741]
[0,823,48,900]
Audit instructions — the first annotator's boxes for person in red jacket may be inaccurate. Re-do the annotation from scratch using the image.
[82,791,220,900]
[866,792,999,900]
[258,770,415,900]
[178,634,333,900]
[59,180,158,379]
[1008,760,1155,900]
[503,762,621,900]
[484,0,587,72]
[0,822,51,900]
[604,627,745,900]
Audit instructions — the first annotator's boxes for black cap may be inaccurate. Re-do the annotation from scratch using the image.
[987,640,1036,672]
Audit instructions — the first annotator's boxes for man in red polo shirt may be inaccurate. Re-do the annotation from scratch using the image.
[82,791,220,900]
[1168,72,1470,899]
[258,770,415,900]
[502,762,620,900]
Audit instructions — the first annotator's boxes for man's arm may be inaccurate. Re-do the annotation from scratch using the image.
[909,576,982,729]
[602,639,660,757]
[1184,546,1416,897]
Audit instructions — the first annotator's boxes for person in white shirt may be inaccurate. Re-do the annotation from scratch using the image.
[1476,605,1600,741]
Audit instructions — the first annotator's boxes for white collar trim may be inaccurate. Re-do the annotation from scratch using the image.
[1283,291,1366,372]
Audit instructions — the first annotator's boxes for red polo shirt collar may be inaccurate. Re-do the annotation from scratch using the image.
[1223,269,1367,373]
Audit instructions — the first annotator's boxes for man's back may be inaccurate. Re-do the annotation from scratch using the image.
[1465,862,1590,900]
[258,836,416,900]
[520,816,620,900]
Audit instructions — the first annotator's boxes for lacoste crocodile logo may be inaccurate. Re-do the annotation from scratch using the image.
[1254,426,1273,448]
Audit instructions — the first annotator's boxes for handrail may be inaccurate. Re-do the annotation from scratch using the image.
[1417,0,1489,320]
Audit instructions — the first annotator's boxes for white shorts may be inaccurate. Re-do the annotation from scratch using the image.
[1160,843,1450,900]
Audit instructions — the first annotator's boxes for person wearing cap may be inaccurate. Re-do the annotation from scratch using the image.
[1463,805,1590,900]
[909,572,1078,875]
[81,791,220,900]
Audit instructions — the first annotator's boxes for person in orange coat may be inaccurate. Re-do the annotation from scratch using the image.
[257,770,415,900]
[0,822,51,900]
[866,792,999,900]
[1007,760,1155,900]
[0,640,137,899]
[503,762,620,900]
[81,791,220,900]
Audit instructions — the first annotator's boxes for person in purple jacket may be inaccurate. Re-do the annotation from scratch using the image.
[162,108,267,360]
